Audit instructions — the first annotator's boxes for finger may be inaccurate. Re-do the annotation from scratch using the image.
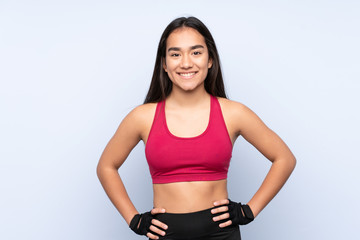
[147,232,160,240]
[219,220,232,228]
[211,206,229,214]
[151,219,168,230]
[212,212,230,222]
[213,199,230,207]
[151,208,166,215]
[149,225,166,237]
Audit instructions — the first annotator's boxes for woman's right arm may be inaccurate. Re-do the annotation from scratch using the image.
[97,106,144,224]
[96,105,167,239]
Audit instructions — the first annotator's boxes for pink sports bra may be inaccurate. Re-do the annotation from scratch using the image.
[145,95,233,184]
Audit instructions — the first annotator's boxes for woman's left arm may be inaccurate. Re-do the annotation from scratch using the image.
[212,101,296,226]
[236,103,296,217]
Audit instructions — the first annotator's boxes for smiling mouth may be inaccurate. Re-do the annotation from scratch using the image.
[178,72,198,78]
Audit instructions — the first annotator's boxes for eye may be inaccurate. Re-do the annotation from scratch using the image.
[170,53,180,57]
[193,51,202,56]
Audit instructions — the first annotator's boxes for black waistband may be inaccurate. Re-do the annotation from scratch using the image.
[153,207,239,239]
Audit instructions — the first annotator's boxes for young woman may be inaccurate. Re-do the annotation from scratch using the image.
[97,16,296,240]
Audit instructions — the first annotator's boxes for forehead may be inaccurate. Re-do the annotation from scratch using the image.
[166,27,207,49]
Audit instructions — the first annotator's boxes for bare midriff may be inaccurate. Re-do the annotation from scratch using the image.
[152,179,228,213]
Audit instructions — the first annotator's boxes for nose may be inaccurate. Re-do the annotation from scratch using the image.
[180,54,193,69]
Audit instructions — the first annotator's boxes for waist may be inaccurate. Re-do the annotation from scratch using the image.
[154,207,239,239]
[153,179,228,213]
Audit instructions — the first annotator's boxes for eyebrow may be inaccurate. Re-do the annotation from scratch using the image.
[167,45,205,52]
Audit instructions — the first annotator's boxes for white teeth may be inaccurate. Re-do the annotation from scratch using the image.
[180,72,195,77]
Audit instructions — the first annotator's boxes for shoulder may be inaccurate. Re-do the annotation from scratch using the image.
[125,102,158,126]
[216,97,261,135]
[119,102,158,140]
[216,97,253,118]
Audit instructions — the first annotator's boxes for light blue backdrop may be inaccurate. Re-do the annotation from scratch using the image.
[1,0,359,239]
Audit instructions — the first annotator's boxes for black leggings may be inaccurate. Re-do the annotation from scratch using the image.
[152,207,241,240]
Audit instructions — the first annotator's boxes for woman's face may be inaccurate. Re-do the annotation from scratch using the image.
[163,27,212,93]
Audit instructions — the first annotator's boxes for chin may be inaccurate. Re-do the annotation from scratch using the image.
[172,80,204,92]
[179,84,200,92]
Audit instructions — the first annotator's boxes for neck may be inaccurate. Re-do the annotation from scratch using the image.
[167,85,210,107]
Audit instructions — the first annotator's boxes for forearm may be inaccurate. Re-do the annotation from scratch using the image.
[97,165,138,225]
[247,156,296,218]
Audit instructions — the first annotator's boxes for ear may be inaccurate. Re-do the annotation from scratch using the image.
[208,58,213,69]
[163,58,168,72]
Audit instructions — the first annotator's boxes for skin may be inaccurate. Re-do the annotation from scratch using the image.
[97,27,296,239]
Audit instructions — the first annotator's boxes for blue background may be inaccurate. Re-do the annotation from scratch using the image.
[1,0,359,239]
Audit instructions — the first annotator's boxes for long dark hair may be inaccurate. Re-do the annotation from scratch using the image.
[144,16,227,104]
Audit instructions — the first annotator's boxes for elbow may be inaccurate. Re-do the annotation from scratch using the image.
[96,162,102,180]
[286,154,297,174]
[96,160,119,181]
[290,155,296,171]
[96,161,107,180]
[274,153,296,173]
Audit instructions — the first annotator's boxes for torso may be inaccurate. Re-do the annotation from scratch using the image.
[140,96,241,213]
[153,180,228,213]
